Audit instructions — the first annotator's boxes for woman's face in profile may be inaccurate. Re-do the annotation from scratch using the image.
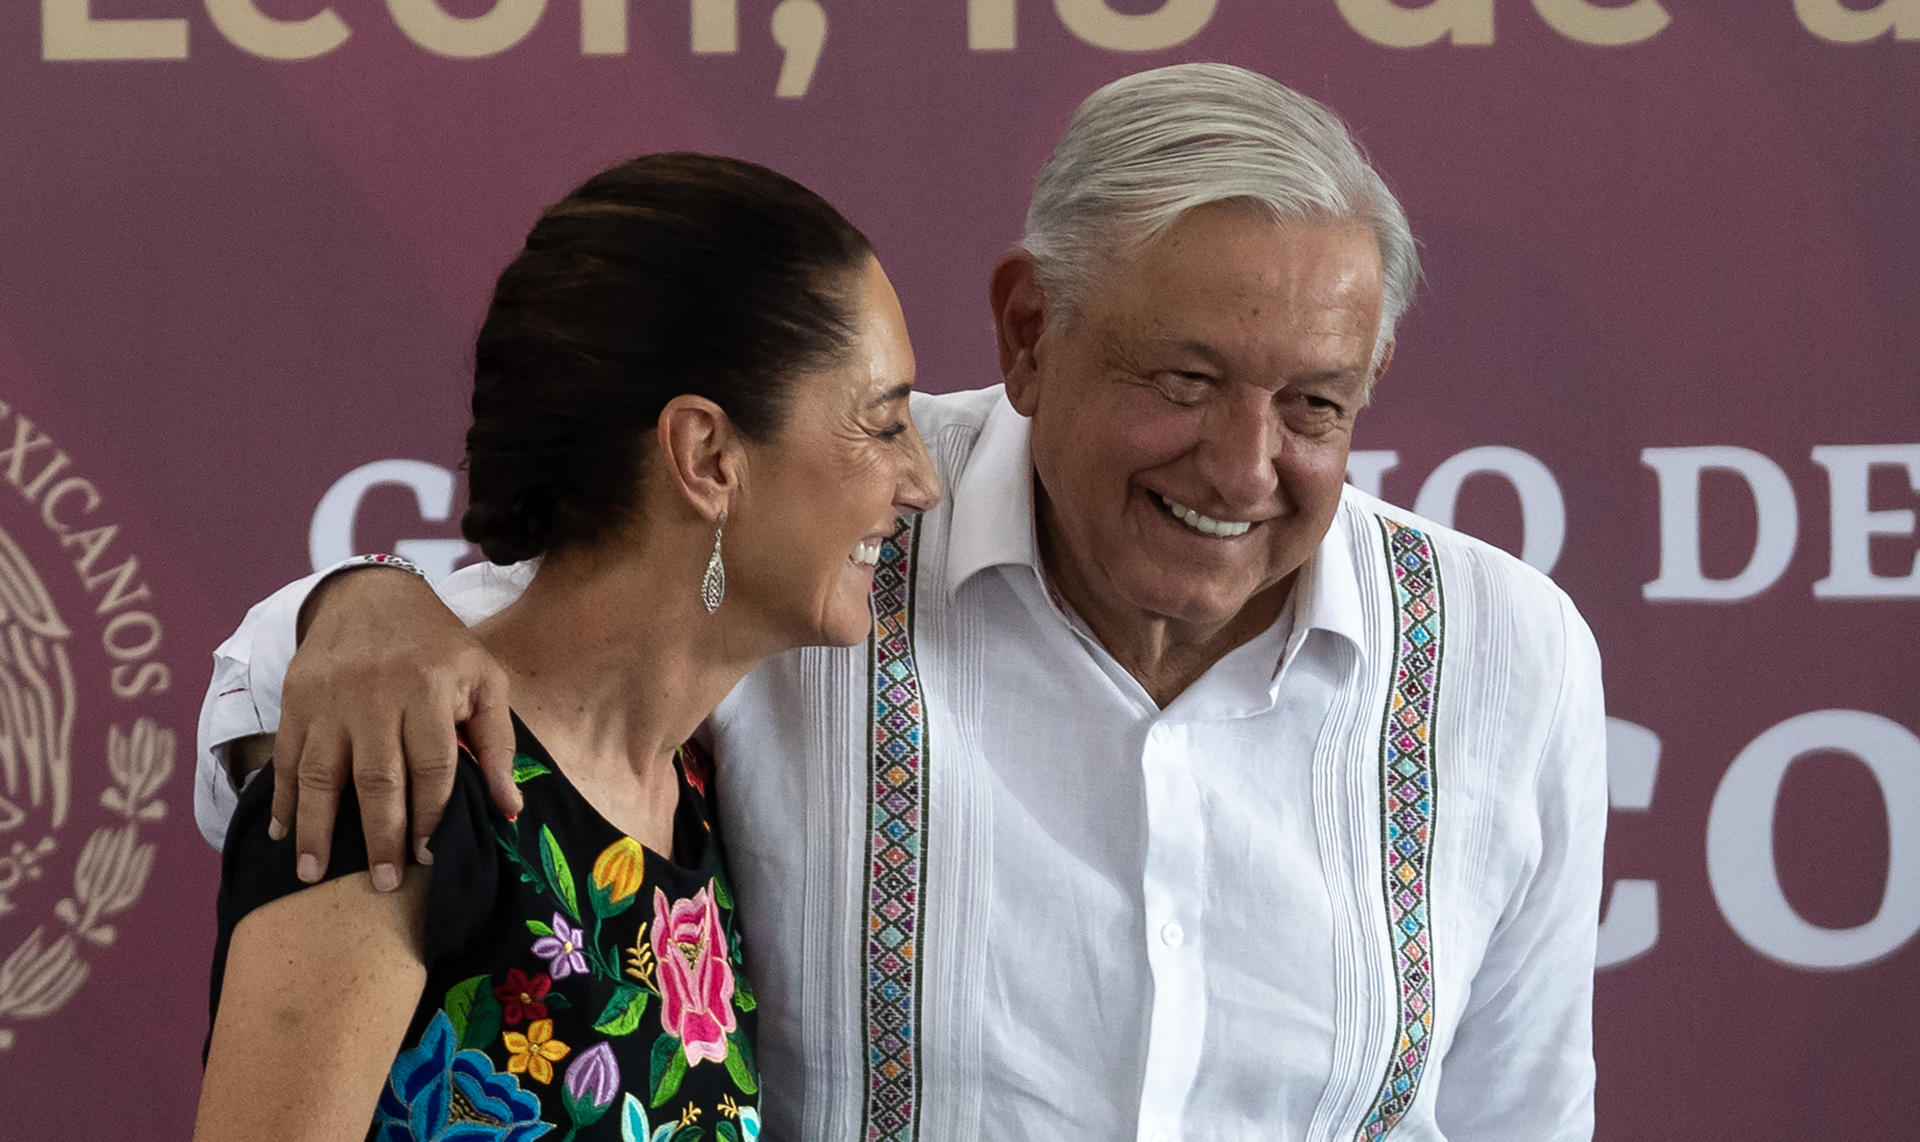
[729,258,942,648]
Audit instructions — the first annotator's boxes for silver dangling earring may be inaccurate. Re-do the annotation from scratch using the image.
[701,511,727,614]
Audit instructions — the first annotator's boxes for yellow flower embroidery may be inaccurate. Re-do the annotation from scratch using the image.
[592,837,646,906]
[502,1018,570,1084]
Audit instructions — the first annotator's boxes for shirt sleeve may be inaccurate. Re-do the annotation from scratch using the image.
[194,565,337,850]
[1432,590,1608,1141]
[192,558,534,850]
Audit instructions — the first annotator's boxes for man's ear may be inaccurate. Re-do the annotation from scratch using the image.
[989,251,1049,417]
[656,395,741,523]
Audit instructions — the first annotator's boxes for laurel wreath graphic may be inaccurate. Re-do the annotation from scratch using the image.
[0,718,172,1051]
[0,516,175,1050]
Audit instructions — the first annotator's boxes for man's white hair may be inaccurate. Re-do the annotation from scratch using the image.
[1023,63,1419,370]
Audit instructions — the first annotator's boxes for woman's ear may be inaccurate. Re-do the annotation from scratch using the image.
[989,251,1049,417]
[656,395,742,522]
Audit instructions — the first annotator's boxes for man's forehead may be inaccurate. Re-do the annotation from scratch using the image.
[1094,212,1380,302]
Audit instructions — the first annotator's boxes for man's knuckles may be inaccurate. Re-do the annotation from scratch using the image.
[350,764,409,799]
[294,760,346,793]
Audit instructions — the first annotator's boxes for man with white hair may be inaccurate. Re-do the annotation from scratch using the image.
[198,64,1605,1140]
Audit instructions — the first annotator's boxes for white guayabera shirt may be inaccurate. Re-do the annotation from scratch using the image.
[198,386,1606,1142]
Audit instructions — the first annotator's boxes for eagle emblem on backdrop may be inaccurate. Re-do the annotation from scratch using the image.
[0,517,173,1051]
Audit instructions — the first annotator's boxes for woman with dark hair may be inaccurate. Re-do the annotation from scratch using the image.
[194,153,938,1142]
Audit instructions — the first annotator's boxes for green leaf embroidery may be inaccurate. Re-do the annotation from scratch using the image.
[461,989,503,1054]
[591,880,637,921]
[527,919,555,938]
[441,975,487,1043]
[593,983,650,1035]
[715,1123,741,1142]
[711,875,733,911]
[671,1127,706,1142]
[511,754,550,783]
[499,830,537,886]
[565,1083,614,1131]
[541,825,580,920]
[733,967,756,1013]
[724,1030,758,1096]
[650,1035,688,1107]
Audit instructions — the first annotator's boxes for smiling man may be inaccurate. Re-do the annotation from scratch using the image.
[197,64,1605,1141]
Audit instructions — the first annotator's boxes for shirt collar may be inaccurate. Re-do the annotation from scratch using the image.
[942,391,1370,662]
[945,392,1041,596]
[1286,491,1369,664]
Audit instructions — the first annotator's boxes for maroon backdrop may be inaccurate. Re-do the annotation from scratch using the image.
[2,2,1915,1136]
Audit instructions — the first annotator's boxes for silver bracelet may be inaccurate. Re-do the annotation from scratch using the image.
[347,552,430,580]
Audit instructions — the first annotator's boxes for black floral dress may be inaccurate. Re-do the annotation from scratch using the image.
[210,715,761,1142]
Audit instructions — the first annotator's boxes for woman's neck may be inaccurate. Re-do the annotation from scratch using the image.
[471,541,767,844]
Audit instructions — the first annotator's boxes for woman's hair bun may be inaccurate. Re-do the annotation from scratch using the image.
[459,152,875,565]
[461,481,556,566]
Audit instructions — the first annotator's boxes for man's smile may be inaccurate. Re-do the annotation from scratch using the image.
[1154,492,1254,538]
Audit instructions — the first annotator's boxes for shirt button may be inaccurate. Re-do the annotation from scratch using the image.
[1160,921,1185,947]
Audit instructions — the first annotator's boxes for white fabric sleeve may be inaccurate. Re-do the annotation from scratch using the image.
[1432,590,1608,1141]
[192,558,534,850]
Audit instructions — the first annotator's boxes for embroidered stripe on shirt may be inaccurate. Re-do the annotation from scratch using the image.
[1356,518,1445,1140]
[862,518,929,1142]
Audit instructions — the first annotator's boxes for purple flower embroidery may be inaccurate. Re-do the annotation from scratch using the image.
[532,912,589,980]
[563,1041,621,1119]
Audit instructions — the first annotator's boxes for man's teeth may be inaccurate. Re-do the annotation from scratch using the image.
[1160,495,1251,537]
[850,540,882,566]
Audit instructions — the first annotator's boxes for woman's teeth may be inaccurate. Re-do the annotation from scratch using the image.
[1159,495,1251,537]
[850,540,882,566]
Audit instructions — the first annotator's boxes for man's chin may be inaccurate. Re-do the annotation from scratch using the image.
[1124,584,1266,632]
[1113,567,1298,635]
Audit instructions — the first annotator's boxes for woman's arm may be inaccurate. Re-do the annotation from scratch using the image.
[195,869,432,1142]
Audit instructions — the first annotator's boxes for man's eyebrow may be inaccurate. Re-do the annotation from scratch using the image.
[1291,368,1368,386]
[867,382,914,409]
[1143,336,1366,387]
[1143,336,1230,370]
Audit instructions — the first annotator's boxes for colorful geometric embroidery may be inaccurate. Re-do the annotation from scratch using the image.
[1355,519,1446,1141]
[862,519,928,1142]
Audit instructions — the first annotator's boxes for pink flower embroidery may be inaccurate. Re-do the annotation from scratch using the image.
[651,884,736,1065]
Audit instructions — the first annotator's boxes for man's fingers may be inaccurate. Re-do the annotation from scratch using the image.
[267,719,308,843]
[402,708,460,866]
[291,723,348,882]
[349,726,412,893]
[464,672,522,820]
[277,568,497,891]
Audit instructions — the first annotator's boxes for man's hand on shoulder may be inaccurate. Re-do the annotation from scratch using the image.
[272,567,521,891]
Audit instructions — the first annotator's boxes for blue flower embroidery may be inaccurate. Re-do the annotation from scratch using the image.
[374,1010,553,1141]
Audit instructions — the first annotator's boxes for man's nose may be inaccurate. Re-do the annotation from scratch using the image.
[1194,397,1281,510]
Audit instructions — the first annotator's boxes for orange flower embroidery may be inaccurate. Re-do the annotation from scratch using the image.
[592,837,647,906]
[502,1018,570,1084]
